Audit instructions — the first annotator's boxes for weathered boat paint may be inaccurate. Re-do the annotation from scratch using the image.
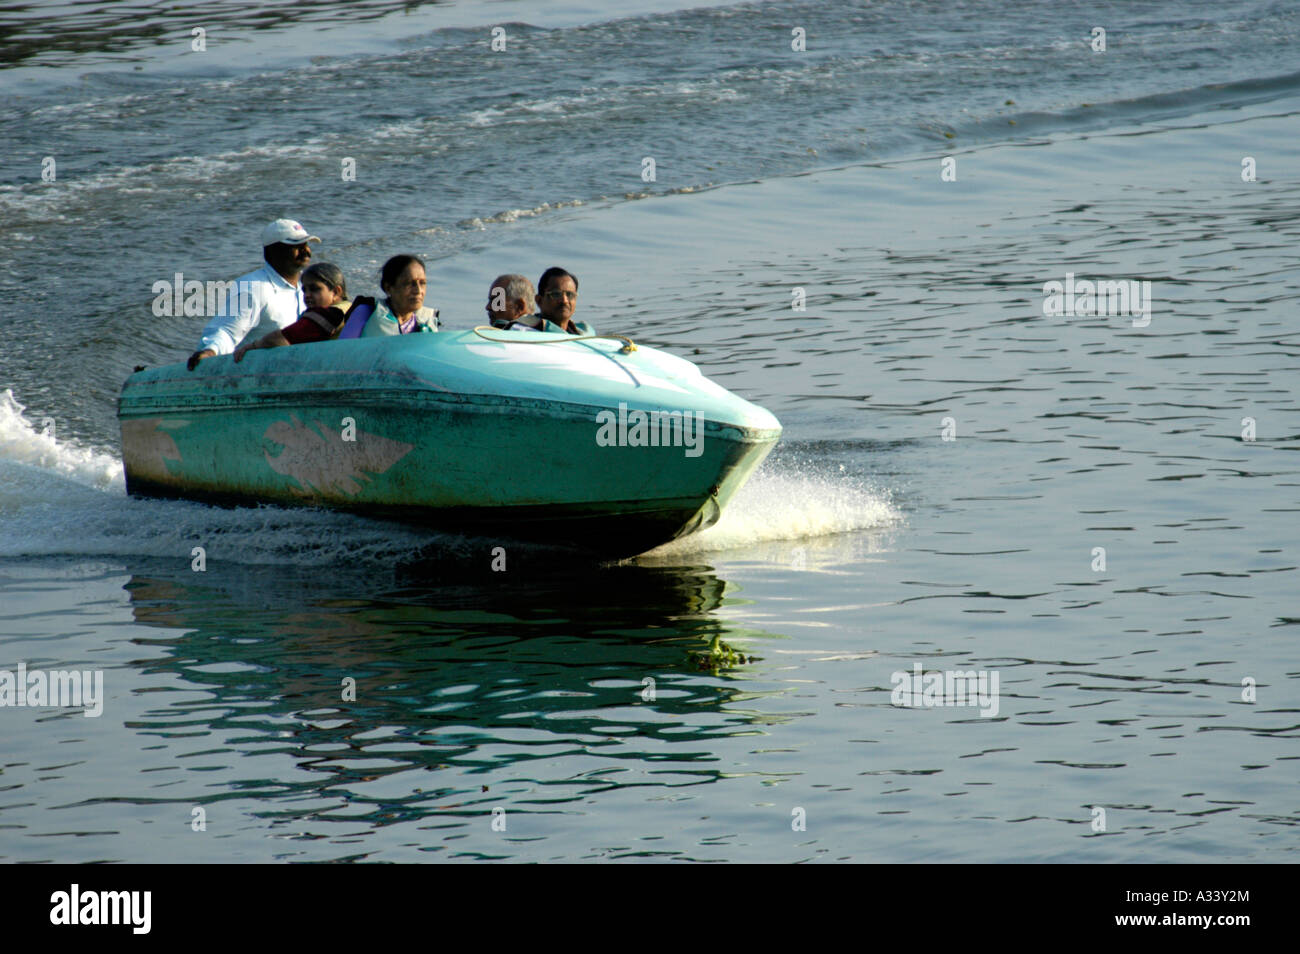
[118,329,781,555]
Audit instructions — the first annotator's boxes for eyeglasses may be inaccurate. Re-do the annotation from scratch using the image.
[543,290,577,301]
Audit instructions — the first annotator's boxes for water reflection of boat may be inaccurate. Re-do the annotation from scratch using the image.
[118,331,780,556]
[121,558,782,772]
[111,558,794,854]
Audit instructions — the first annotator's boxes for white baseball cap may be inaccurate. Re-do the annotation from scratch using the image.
[261,218,321,246]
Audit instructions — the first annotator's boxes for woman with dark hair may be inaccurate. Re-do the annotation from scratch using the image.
[361,254,439,336]
[301,262,350,314]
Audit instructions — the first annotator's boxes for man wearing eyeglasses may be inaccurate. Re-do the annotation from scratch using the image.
[531,266,594,335]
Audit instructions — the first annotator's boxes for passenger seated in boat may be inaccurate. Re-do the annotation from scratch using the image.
[301,262,351,315]
[187,218,320,370]
[533,266,594,335]
[485,274,536,329]
[351,255,438,336]
[231,263,351,361]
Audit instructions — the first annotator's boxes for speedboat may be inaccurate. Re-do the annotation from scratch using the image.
[118,329,781,556]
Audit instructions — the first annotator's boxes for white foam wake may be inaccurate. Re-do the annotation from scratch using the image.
[0,474,437,565]
[647,465,901,556]
[0,389,125,494]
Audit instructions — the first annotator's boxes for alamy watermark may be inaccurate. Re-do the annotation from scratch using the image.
[0,662,104,717]
[1042,272,1152,327]
[891,662,1000,717]
[595,402,704,458]
[151,273,260,317]
[50,884,150,934]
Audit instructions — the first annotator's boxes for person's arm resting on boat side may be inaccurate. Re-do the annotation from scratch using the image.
[234,307,344,360]
[192,283,265,365]
[233,330,290,362]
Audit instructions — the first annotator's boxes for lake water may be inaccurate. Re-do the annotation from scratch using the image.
[0,0,1297,863]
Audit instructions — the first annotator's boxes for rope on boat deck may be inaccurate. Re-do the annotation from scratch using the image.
[472,326,637,353]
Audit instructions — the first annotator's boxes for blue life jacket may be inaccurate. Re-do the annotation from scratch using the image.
[338,296,377,339]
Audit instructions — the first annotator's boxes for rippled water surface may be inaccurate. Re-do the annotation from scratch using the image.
[0,0,1297,862]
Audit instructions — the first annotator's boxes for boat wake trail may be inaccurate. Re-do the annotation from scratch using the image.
[647,462,902,557]
[0,389,124,493]
[0,459,440,567]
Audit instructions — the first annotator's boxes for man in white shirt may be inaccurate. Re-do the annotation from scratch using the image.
[186,219,321,370]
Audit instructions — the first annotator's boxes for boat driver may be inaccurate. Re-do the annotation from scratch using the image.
[186,218,320,370]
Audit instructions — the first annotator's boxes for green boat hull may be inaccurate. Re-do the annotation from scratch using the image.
[118,330,781,556]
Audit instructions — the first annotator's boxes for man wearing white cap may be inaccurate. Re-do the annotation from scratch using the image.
[186,219,321,370]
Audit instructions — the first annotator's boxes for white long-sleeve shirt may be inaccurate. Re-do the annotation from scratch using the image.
[195,262,304,355]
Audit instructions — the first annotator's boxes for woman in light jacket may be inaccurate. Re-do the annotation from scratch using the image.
[362,254,438,335]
